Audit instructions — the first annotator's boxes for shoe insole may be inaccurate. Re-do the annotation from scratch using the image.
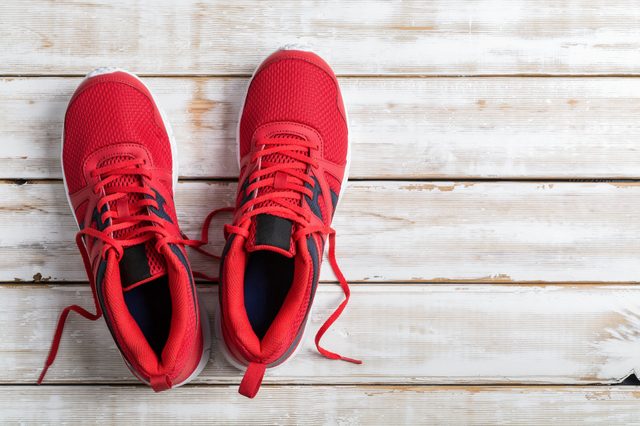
[244,251,295,339]
[124,275,172,357]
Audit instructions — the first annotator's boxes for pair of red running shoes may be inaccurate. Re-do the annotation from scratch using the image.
[38,48,360,398]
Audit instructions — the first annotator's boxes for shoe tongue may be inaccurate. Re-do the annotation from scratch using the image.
[243,132,308,257]
[97,155,168,290]
[245,214,296,257]
[119,242,168,290]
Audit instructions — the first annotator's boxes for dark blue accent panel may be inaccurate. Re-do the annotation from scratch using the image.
[268,235,321,367]
[84,204,110,231]
[169,244,192,287]
[330,190,339,214]
[218,234,236,299]
[239,178,253,207]
[95,258,128,358]
[144,188,173,223]
[168,244,198,324]
[306,235,320,295]
[96,258,107,290]
[304,175,323,221]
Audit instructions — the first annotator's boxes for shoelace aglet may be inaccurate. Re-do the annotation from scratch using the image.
[311,231,363,366]
[202,188,362,366]
[315,339,362,365]
[37,363,51,385]
[328,353,362,365]
[38,302,101,385]
[40,163,222,384]
[340,355,362,365]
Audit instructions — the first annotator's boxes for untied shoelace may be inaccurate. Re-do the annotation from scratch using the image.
[38,144,361,384]
[207,134,361,365]
[38,159,214,384]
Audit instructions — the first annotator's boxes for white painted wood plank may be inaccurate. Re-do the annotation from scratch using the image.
[4,284,640,385]
[2,385,639,425]
[2,181,640,283]
[3,76,640,179]
[3,1,640,75]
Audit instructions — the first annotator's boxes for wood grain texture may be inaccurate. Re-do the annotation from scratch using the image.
[2,1,640,76]
[2,385,640,425]
[4,76,640,179]
[2,2,640,419]
[3,181,640,283]
[6,284,640,385]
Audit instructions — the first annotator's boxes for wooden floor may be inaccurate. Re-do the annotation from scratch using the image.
[3,1,640,424]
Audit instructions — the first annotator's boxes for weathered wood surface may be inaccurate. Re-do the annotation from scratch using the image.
[2,385,640,425]
[2,181,640,283]
[2,1,640,422]
[3,76,640,180]
[2,1,640,76]
[4,284,640,385]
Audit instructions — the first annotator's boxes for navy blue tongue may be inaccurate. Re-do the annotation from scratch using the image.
[246,214,296,257]
[119,242,167,289]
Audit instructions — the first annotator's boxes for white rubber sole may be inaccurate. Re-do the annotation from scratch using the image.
[219,43,351,373]
[60,67,209,388]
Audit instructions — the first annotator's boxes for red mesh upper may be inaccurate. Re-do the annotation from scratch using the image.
[222,51,350,371]
[325,173,341,198]
[98,154,140,236]
[147,240,167,275]
[96,155,167,279]
[239,57,347,164]
[244,134,304,254]
[63,80,172,193]
[59,72,203,386]
[221,234,314,364]
[238,51,348,253]
[101,245,200,383]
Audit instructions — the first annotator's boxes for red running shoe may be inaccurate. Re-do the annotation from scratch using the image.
[38,68,210,391]
[216,48,361,398]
